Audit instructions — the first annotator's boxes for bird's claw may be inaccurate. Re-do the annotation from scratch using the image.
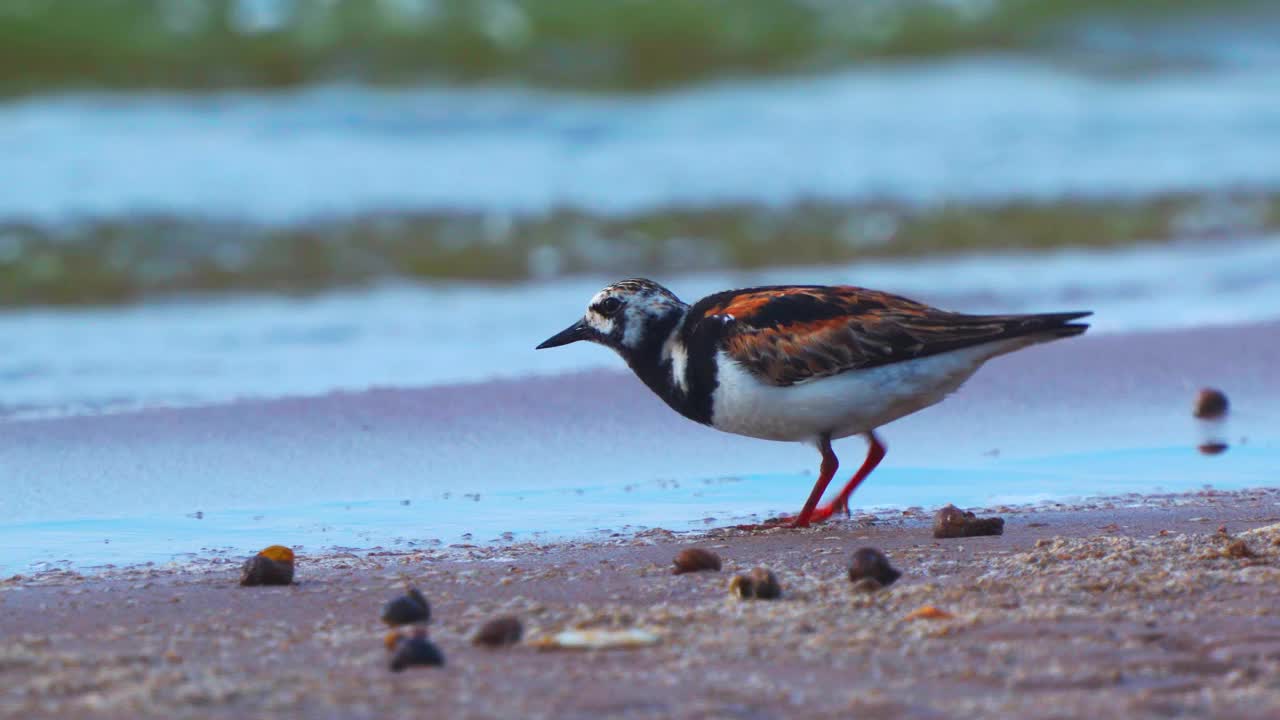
[732,514,803,531]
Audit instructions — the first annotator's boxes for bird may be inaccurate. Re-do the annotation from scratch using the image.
[536,279,1090,528]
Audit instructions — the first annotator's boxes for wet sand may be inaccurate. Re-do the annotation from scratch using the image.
[4,319,1279,571]
[5,488,1280,719]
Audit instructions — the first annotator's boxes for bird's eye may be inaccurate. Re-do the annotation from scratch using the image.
[597,297,622,316]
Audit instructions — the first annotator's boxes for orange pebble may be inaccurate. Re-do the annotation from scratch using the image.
[384,630,405,651]
[904,605,953,621]
[258,545,295,564]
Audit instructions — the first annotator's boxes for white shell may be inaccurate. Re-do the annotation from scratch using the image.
[534,628,662,650]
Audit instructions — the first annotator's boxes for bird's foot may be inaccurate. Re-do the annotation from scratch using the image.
[804,504,840,524]
[824,497,853,518]
[731,517,788,531]
[733,505,842,531]
[731,514,798,531]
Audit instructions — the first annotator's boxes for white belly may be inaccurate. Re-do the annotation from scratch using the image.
[709,339,1033,442]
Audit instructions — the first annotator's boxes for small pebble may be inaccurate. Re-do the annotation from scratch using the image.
[389,629,445,671]
[381,587,430,626]
[672,548,722,575]
[904,605,953,621]
[473,616,523,648]
[1193,388,1230,420]
[239,545,295,586]
[933,504,1004,539]
[1198,442,1229,456]
[1225,539,1256,559]
[729,567,782,600]
[384,630,405,651]
[847,547,901,588]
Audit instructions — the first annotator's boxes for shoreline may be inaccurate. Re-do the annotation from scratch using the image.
[3,485,1275,583]
[4,487,1280,718]
[3,318,1278,573]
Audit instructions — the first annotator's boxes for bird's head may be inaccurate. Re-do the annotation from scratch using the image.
[536,278,686,355]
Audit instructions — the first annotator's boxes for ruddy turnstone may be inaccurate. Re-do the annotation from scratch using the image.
[537,279,1089,528]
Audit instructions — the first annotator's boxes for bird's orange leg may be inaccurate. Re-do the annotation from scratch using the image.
[789,434,840,527]
[735,434,839,530]
[812,431,885,521]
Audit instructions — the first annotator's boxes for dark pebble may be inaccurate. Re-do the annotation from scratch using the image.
[933,504,1005,539]
[389,629,445,671]
[729,567,782,600]
[847,547,901,587]
[239,546,295,586]
[1193,388,1230,420]
[1198,442,1229,456]
[966,517,1006,535]
[381,587,430,626]
[473,616,523,648]
[672,548,722,574]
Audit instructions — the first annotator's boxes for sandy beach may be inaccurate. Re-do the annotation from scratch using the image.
[4,488,1280,719]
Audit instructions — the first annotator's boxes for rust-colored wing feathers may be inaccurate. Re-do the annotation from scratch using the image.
[688,286,1089,386]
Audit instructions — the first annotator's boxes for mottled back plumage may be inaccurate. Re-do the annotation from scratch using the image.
[685,285,1089,386]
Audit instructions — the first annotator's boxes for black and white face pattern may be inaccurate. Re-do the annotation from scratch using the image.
[583,279,686,352]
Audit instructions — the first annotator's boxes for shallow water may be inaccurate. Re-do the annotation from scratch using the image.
[4,446,1275,573]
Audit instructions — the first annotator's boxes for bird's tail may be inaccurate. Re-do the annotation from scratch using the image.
[949,310,1091,367]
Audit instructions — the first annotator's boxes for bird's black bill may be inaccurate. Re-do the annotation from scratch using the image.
[536,320,590,349]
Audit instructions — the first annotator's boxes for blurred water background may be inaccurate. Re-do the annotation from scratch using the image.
[2,0,1279,418]
[3,0,1280,570]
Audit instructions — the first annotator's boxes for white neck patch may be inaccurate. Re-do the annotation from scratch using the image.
[661,323,690,393]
